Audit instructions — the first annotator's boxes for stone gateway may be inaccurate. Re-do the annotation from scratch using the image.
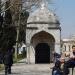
[26,4,61,64]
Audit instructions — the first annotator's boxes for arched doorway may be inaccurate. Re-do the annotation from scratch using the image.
[35,43,50,64]
[30,31,55,63]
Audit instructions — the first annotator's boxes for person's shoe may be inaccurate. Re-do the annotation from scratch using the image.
[5,71,8,75]
[8,72,11,74]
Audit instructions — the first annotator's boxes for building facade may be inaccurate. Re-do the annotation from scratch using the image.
[62,35,75,53]
[26,4,61,64]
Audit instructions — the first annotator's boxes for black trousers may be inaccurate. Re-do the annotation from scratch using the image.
[5,65,11,75]
[63,59,75,75]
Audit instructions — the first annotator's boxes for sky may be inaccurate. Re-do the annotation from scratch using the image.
[49,0,75,38]
[1,0,75,38]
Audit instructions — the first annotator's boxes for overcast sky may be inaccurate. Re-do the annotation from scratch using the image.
[50,0,75,38]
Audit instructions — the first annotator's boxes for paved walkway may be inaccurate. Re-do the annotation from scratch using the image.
[0,59,75,75]
[0,63,53,75]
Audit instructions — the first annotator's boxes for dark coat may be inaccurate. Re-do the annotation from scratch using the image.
[0,52,3,64]
[3,50,13,66]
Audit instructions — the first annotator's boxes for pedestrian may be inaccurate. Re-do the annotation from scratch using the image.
[54,52,61,63]
[52,60,63,75]
[3,48,14,75]
[63,45,75,75]
[0,51,3,64]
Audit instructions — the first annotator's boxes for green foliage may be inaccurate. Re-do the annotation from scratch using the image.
[18,10,29,43]
[21,49,26,58]
[0,26,17,53]
[0,1,29,54]
[22,10,29,19]
[5,1,12,25]
[0,0,17,53]
[17,49,26,59]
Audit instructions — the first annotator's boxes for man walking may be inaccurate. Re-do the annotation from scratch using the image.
[3,48,14,75]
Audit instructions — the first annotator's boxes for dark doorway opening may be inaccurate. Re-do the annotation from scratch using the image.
[35,43,50,64]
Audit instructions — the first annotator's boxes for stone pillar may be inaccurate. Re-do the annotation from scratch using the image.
[29,46,35,64]
[26,44,30,64]
[26,44,35,64]
[65,44,68,51]
[55,43,61,54]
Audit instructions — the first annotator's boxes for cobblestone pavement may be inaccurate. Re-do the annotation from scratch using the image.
[0,62,75,75]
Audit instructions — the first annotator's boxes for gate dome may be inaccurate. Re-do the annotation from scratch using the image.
[27,4,60,24]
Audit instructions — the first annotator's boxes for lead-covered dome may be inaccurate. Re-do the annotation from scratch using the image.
[27,3,60,24]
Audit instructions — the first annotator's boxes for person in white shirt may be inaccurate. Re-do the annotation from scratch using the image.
[63,45,75,75]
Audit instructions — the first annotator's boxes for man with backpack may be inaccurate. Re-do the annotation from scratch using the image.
[3,48,14,75]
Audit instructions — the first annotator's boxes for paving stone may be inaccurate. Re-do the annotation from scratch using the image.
[0,63,75,75]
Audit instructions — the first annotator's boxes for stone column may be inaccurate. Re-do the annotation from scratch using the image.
[26,43,30,64]
[55,42,61,54]
[29,46,35,64]
[26,44,35,64]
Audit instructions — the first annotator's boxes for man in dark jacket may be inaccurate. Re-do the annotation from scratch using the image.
[52,60,63,75]
[0,51,3,64]
[3,49,13,75]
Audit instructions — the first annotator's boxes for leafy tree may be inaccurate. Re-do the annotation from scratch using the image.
[0,0,52,53]
[4,1,12,25]
[0,26,17,53]
[0,0,17,53]
[18,10,29,43]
